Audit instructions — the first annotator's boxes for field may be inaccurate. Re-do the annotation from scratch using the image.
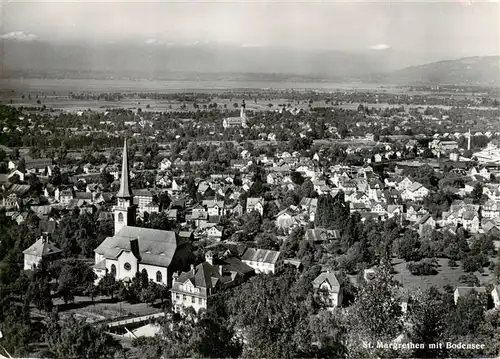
[392,257,494,293]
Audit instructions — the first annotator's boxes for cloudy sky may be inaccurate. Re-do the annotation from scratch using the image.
[2,0,499,57]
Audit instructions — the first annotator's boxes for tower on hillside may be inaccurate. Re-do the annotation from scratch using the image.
[113,139,137,234]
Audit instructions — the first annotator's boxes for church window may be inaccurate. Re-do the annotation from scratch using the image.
[124,262,131,271]
[118,212,124,222]
[111,264,116,276]
[156,271,162,282]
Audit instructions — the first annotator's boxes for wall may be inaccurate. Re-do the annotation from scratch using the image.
[138,263,168,285]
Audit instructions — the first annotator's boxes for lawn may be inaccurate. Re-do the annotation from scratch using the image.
[392,257,473,293]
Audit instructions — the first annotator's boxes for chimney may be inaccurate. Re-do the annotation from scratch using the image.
[130,237,141,260]
[191,264,195,274]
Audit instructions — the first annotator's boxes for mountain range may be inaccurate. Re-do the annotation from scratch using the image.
[0,40,498,86]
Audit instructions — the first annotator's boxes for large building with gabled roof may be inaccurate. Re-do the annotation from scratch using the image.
[93,139,193,287]
[241,248,283,274]
[23,234,62,270]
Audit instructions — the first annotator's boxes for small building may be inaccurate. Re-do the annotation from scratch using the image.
[312,270,343,309]
[22,235,62,270]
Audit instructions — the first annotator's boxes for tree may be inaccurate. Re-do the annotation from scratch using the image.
[346,261,403,358]
[46,315,122,359]
[140,280,163,305]
[96,273,120,299]
[57,259,97,304]
[393,230,422,262]
[405,287,449,358]
[471,183,484,204]
[227,268,319,358]
[241,211,261,237]
[255,233,280,251]
[28,266,53,312]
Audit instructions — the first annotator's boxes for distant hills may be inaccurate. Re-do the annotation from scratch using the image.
[385,56,500,87]
[0,39,498,86]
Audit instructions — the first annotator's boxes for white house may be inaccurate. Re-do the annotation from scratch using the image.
[246,197,264,216]
[241,248,283,274]
[22,235,62,270]
[312,271,343,309]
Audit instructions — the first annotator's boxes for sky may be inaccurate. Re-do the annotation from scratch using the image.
[1,0,499,58]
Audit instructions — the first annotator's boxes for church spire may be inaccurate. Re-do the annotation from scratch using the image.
[117,138,133,198]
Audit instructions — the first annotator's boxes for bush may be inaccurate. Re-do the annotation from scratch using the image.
[407,258,438,276]
[448,259,458,268]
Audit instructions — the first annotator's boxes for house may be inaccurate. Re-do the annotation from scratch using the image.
[305,228,341,243]
[171,251,254,313]
[202,199,225,217]
[246,197,264,216]
[492,285,500,308]
[453,286,487,305]
[462,211,480,233]
[481,200,500,219]
[159,158,172,171]
[299,197,318,222]
[24,158,53,175]
[134,189,159,214]
[418,214,436,237]
[241,248,283,274]
[275,208,300,232]
[207,225,224,241]
[93,140,193,287]
[387,205,404,219]
[312,271,343,309]
[22,234,62,270]
[226,202,244,217]
[401,182,429,201]
[7,169,25,182]
[2,184,31,209]
[396,177,414,192]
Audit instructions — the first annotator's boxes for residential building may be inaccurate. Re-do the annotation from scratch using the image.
[23,234,62,270]
[241,248,283,274]
[171,251,254,313]
[312,271,343,309]
[246,197,264,216]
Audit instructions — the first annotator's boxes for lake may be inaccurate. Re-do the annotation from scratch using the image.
[0,78,395,94]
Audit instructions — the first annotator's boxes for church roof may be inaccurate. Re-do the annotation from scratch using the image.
[116,139,133,198]
[94,226,182,268]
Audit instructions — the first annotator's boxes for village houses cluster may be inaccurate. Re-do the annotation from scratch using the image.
[2,112,500,313]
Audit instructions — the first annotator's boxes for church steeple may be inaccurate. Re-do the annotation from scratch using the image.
[117,139,133,199]
[113,138,136,234]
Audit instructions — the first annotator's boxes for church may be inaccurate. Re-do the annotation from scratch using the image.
[93,139,193,287]
[222,101,248,129]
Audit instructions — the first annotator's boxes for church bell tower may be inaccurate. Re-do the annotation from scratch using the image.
[113,139,136,234]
